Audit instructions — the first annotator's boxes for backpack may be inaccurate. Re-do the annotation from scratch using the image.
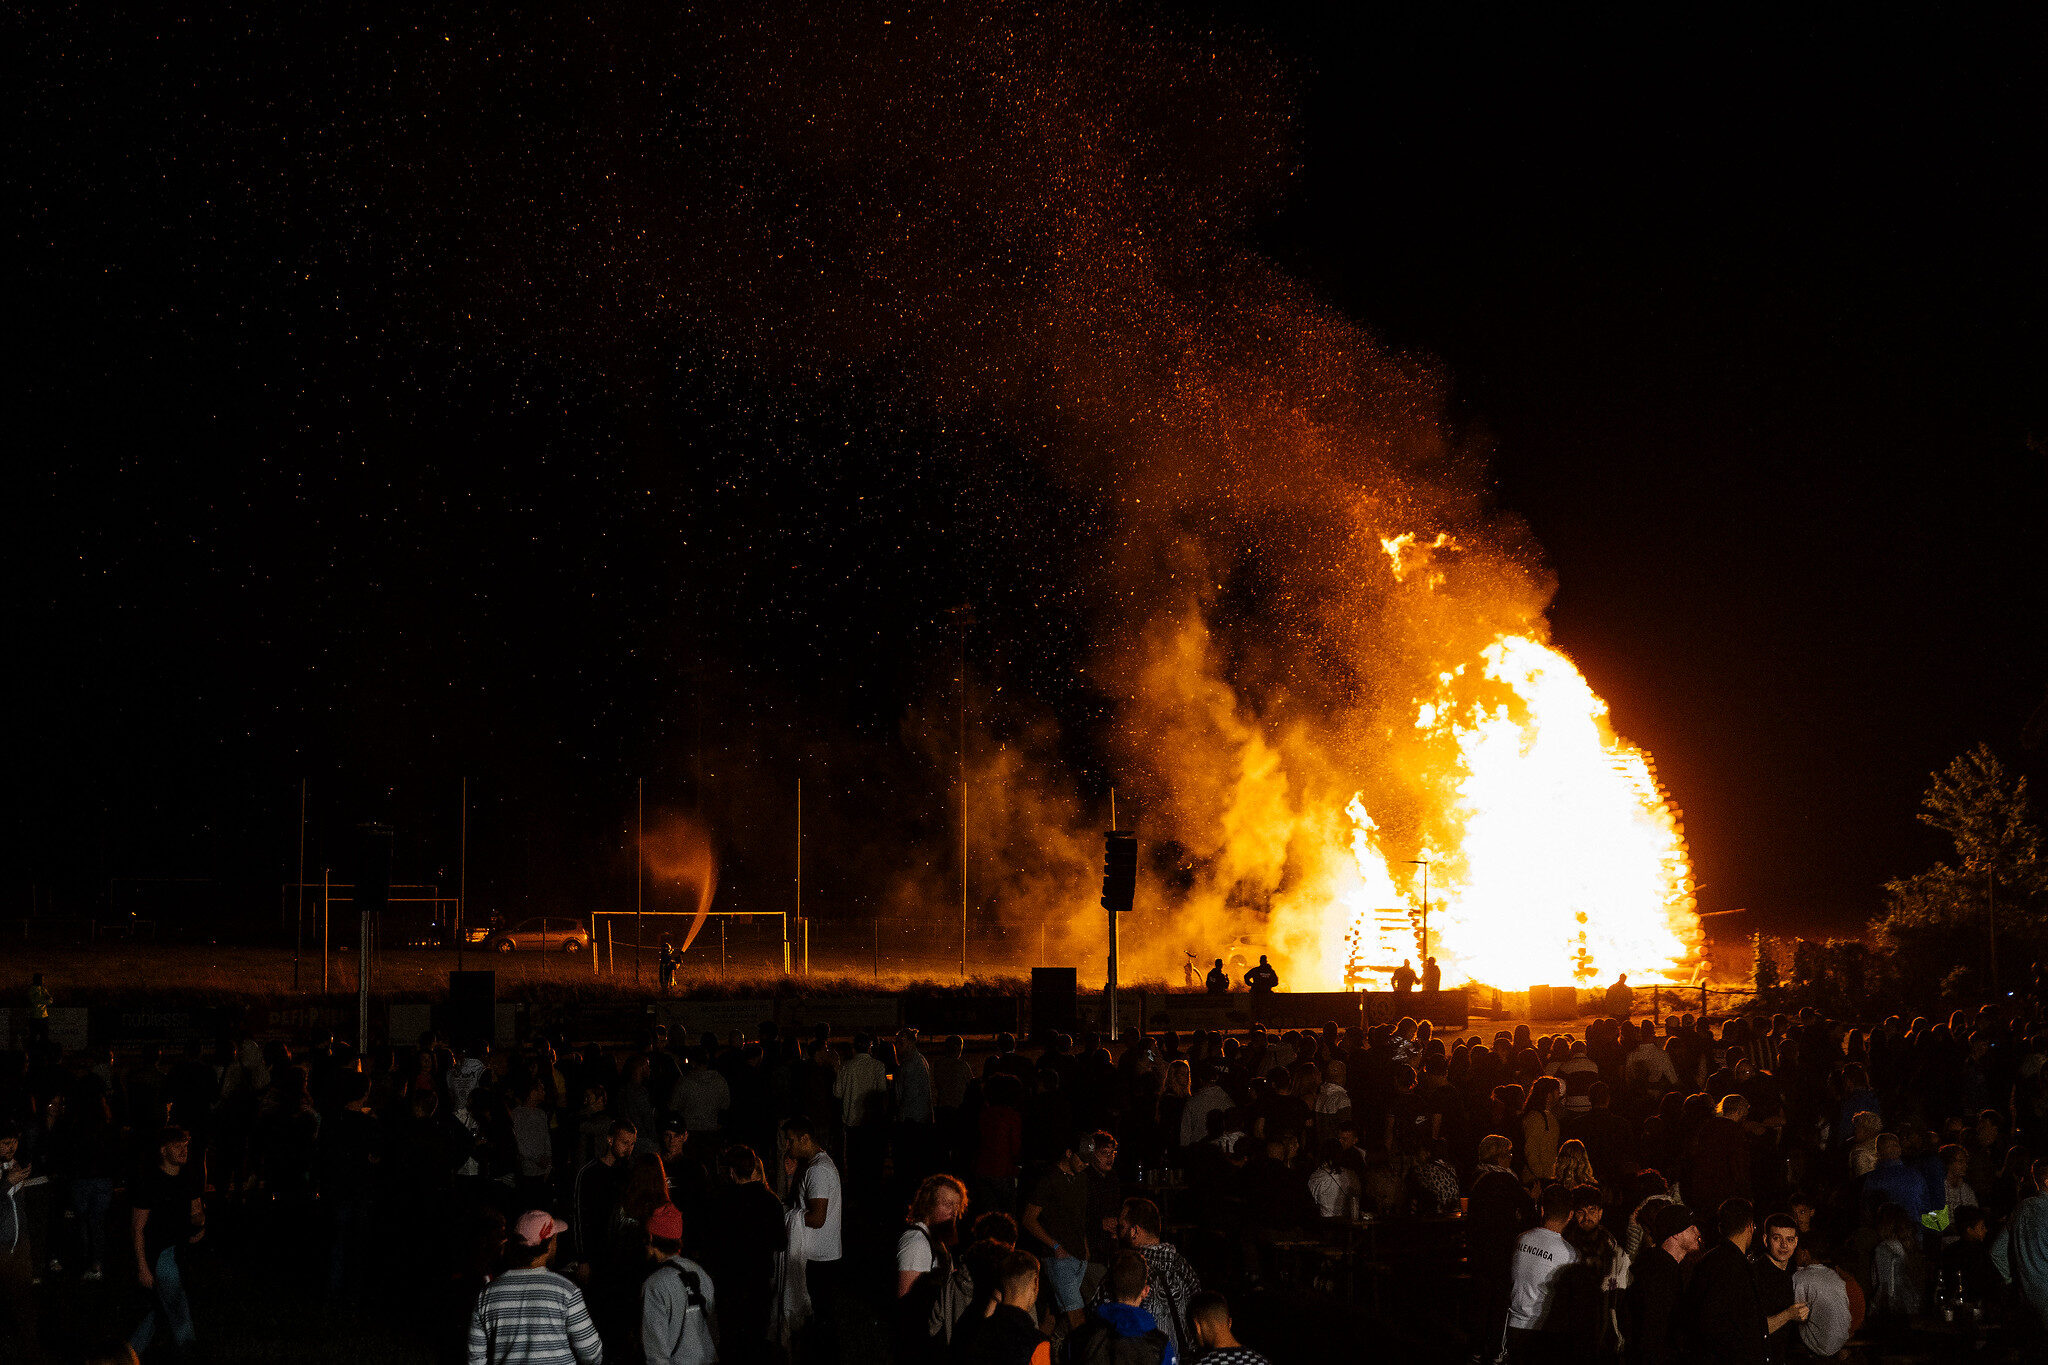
[919,1225,977,1341]
[663,1259,708,1312]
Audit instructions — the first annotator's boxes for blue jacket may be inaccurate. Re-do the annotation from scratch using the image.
[1078,1302,1178,1365]
[1864,1158,1935,1220]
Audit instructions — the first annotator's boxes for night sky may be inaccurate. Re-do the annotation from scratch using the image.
[15,4,2046,942]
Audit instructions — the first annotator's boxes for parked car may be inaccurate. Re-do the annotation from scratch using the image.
[485,916,590,953]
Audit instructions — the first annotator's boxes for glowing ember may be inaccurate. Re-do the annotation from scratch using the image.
[1335,633,1699,990]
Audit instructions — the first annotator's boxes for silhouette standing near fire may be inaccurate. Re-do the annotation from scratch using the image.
[1244,955,1279,999]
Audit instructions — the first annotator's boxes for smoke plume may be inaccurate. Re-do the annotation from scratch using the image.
[399,0,1665,983]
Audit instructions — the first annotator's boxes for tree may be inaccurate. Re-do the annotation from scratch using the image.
[1916,743,2042,882]
[1752,933,1780,996]
[1874,744,2046,994]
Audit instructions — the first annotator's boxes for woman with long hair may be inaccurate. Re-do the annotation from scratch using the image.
[897,1173,969,1294]
[895,1173,970,1362]
[587,1150,671,1365]
[1520,1077,1564,1182]
[1157,1060,1192,1171]
[1553,1137,1597,1191]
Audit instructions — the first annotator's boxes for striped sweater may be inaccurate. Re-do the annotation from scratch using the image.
[468,1267,605,1365]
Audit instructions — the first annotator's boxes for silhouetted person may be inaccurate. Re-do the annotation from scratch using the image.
[1243,957,1278,998]
[658,941,679,994]
[1421,956,1441,993]
[1390,960,1419,994]
[1680,1199,1767,1365]
[1605,974,1634,1019]
[25,974,52,1047]
[1204,960,1230,994]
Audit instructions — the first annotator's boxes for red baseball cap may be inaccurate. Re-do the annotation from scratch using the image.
[647,1203,684,1242]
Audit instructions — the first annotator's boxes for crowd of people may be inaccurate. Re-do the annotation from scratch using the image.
[3,991,2048,1364]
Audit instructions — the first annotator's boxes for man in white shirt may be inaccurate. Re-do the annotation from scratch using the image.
[832,1034,890,1195]
[1504,1185,1577,1360]
[1306,1155,1359,1221]
[782,1116,842,1359]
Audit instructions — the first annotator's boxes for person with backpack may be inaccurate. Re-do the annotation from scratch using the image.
[642,1201,718,1365]
[1106,1199,1198,1363]
[895,1173,971,1360]
[1069,1250,1175,1365]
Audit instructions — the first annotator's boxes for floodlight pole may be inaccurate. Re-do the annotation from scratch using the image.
[457,776,468,972]
[358,897,372,1056]
[635,778,645,986]
[793,778,801,977]
[957,605,970,980]
[294,778,307,991]
[1108,789,1119,1041]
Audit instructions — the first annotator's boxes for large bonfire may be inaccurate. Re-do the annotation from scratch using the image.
[1285,539,1699,993]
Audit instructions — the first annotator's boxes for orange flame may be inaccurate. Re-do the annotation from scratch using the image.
[1253,543,1699,992]
[1338,634,1697,988]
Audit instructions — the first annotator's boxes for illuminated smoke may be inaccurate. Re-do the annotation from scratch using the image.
[641,812,719,953]
[408,0,1701,986]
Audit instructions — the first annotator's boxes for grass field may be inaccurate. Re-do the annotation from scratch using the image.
[0,942,1038,1008]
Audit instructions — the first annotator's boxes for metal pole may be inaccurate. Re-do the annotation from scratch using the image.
[322,866,331,994]
[1108,790,1119,1039]
[795,778,802,976]
[294,778,307,991]
[1108,909,1120,1041]
[635,778,644,986]
[959,609,968,980]
[358,900,372,1056]
[804,918,810,977]
[458,776,468,972]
